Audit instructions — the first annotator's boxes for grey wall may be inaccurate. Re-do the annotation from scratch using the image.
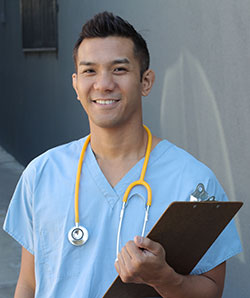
[0,0,90,165]
[0,1,249,297]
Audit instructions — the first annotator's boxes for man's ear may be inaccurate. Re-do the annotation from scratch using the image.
[72,73,80,100]
[141,69,155,96]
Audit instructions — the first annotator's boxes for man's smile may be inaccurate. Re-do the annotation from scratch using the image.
[92,98,120,105]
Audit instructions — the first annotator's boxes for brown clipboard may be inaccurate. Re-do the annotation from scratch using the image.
[103,201,243,298]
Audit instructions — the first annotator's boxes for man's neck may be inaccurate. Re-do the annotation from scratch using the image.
[88,123,161,187]
[90,123,147,162]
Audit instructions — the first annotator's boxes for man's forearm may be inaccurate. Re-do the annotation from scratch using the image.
[153,271,221,298]
[14,283,35,298]
[152,263,225,298]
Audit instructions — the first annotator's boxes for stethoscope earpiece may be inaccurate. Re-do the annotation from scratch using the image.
[68,225,88,246]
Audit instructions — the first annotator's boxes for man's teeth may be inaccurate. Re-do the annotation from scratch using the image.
[95,100,116,105]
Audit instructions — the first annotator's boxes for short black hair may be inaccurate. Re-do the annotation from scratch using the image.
[73,11,150,78]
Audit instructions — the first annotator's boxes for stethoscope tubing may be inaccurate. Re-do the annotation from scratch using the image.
[74,134,91,225]
[70,125,153,253]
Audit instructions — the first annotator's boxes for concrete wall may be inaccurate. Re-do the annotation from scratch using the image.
[0,1,249,297]
[0,0,90,165]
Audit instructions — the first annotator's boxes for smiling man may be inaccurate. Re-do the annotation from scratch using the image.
[72,37,150,132]
[3,12,241,298]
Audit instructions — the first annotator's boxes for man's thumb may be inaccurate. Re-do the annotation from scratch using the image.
[134,236,160,255]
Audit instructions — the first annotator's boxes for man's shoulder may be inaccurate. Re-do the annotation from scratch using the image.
[152,140,222,202]
[155,139,214,177]
[24,137,87,176]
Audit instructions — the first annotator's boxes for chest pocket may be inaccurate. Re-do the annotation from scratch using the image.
[38,220,81,279]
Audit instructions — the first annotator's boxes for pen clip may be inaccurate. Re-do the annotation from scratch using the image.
[190,183,216,202]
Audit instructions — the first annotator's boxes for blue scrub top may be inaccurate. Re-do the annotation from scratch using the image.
[3,138,242,297]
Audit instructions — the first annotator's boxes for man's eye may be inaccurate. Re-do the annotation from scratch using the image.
[83,69,95,74]
[114,67,127,73]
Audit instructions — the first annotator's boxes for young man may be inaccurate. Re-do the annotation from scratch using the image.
[4,12,241,298]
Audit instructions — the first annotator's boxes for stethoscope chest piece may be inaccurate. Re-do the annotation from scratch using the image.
[68,225,88,246]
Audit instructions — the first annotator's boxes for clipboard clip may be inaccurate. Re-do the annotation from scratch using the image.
[190,183,216,202]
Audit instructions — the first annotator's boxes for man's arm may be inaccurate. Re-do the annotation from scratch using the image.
[115,236,225,298]
[15,247,35,298]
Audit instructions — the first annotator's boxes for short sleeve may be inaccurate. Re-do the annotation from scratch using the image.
[190,173,242,275]
[3,167,34,255]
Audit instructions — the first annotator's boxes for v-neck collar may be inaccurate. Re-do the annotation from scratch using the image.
[84,139,172,208]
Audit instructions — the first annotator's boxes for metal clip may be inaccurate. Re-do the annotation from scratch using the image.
[190,183,216,202]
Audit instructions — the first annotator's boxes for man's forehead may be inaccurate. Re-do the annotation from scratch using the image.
[77,36,135,61]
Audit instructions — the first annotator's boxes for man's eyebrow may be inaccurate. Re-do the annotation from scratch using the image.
[79,61,95,66]
[112,58,130,64]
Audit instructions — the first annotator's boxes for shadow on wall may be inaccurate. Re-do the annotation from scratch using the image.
[159,49,244,262]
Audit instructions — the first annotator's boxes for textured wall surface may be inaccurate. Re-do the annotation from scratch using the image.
[0,1,249,297]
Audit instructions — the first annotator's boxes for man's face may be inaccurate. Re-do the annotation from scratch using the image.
[72,36,154,129]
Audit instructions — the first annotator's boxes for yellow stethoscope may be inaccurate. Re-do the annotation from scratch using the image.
[68,125,152,257]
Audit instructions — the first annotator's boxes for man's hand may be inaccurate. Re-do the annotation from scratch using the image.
[115,236,225,298]
[114,236,178,287]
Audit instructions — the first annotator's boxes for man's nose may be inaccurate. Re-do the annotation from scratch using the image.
[93,72,115,92]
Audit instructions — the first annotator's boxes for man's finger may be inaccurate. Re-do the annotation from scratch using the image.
[134,236,164,256]
[121,245,133,263]
[125,240,143,259]
[114,258,120,274]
